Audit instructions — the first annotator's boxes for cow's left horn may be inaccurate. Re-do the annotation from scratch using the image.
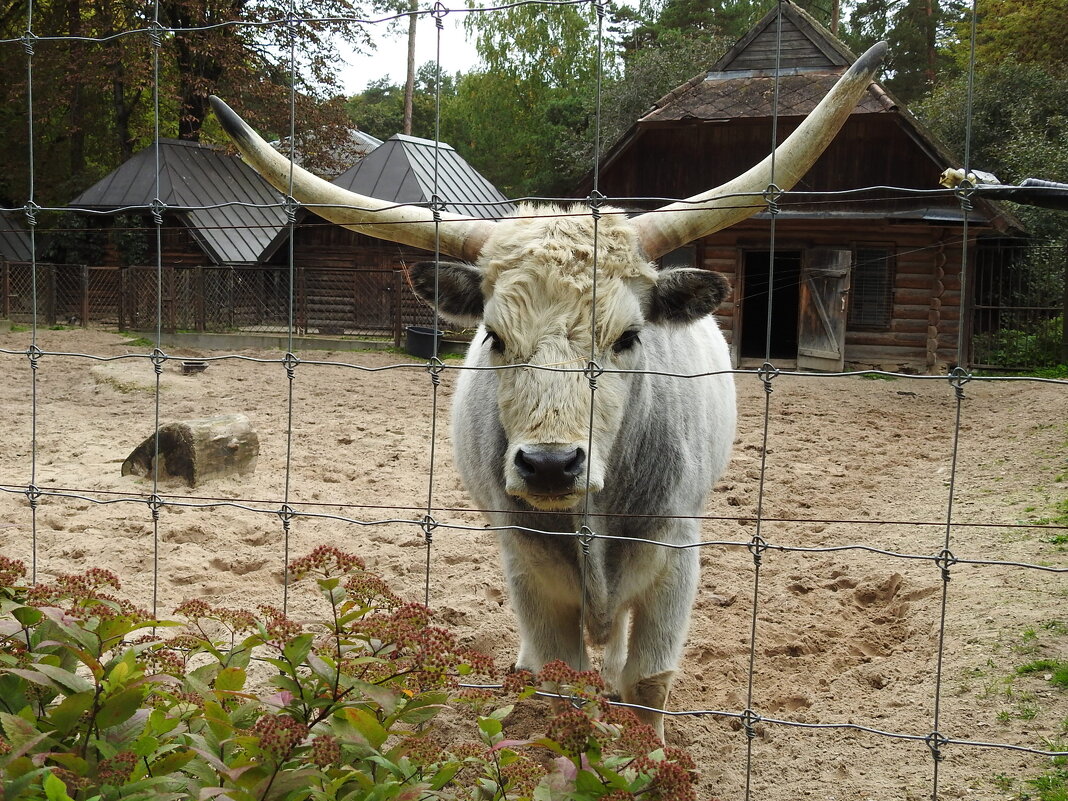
[208,96,495,262]
[632,41,887,260]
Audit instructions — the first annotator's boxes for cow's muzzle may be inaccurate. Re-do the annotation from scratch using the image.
[513,446,586,497]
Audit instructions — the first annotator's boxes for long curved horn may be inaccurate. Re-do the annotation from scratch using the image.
[632,41,887,260]
[209,96,495,262]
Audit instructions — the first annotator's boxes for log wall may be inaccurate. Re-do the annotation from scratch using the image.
[699,219,972,371]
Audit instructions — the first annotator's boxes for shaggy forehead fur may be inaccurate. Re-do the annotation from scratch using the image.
[478,204,657,353]
[479,203,657,290]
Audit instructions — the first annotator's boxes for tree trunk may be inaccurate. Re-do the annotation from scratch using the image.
[122,413,260,486]
[67,0,85,181]
[403,0,417,135]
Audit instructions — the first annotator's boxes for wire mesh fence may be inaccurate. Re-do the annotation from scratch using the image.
[1,261,438,342]
[971,240,1067,370]
[1,1,1067,799]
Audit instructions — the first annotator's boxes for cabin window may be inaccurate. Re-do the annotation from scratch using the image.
[849,247,894,329]
[660,245,696,270]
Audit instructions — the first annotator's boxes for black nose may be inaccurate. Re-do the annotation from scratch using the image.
[514,447,586,494]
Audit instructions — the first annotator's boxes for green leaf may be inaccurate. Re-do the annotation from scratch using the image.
[149,707,180,735]
[574,769,604,794]
[36,607,99,653]
[96,687,144,729]
[338,707,388,749]
[477,715,503,745]
[1,765,52,799]
[12,606,42,627]
[3,668,66,695]
[282,633,315,666]
[488,704,514,722]
[48,752,89,776]
[428,762,461,790]
[306,652,339,685]
[215,666,247,693]
[392,692,448,728]
[352,680,400,715]
[47,690,95,734]
[148,747,197,776]
[1,710,42,749]
[34,663,95,695]
[42,772,75,801]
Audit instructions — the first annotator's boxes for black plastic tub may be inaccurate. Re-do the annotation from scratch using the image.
[404,326,444,359]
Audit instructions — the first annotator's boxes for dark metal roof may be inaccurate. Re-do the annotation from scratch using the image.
[332,134,514,220]
[69,139,289,265]
[273,129,384,180]
[0,209,33,262]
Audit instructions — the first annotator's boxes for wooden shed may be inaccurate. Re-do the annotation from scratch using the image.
[584,0,1019,372]
[0,209,33,264]
[69,138,289,268]
[62,138,290,330]
[0,209,34,320]
[264,133,513,336]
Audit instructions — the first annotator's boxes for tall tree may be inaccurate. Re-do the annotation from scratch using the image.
[447,2,603,196]
[915,58,1068,239]
[841,0,967,102]
[0,0,379,207]
[346,63,456,140]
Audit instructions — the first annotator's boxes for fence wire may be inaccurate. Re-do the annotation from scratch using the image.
[2,0,1067,799]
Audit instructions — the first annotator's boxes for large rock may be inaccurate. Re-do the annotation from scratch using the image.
[122,413,259,487]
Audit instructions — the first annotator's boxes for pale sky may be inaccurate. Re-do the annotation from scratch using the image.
[336,12,481,95]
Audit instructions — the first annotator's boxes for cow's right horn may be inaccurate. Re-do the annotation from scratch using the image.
[632,41,887,261]
[209,96,495,263]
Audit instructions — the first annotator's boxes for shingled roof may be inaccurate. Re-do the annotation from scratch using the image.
[69,139,289,266]
[0,209,33,262]
[641,1,893,124]
[333,134,514,220]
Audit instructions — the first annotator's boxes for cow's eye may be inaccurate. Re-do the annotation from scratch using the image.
[612,330,641,353]
[484,329,505,354]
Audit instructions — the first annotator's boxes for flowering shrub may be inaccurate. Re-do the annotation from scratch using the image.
[0,547,697,800]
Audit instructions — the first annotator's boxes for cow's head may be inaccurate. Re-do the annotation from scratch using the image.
[208,42,884,509]
[405,208,731,509]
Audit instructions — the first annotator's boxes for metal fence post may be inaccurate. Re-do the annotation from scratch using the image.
[2,261,9,319]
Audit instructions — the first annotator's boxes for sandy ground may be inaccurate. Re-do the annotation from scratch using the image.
[0,326,1066,800]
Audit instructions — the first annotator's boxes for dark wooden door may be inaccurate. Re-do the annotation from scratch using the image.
[798,249,851,372]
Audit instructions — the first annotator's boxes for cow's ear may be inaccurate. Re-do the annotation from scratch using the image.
[409,261,485,327]
[647,268,731,324]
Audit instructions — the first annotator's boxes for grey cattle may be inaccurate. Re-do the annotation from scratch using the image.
[209,40,885,738]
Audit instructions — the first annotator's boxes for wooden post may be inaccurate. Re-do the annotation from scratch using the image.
[195,266,205,332]
[45,263,57,326]
[118,267,127,331]
[81,265,90,327]
[165,265,176,333]
[1062,241,1068,366]
[2,261,9,319]
[296,263,307,333]
[393,269,403,349]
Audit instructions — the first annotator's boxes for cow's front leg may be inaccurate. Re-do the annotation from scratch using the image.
[507,571,587,673]
[621,546,699,740]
